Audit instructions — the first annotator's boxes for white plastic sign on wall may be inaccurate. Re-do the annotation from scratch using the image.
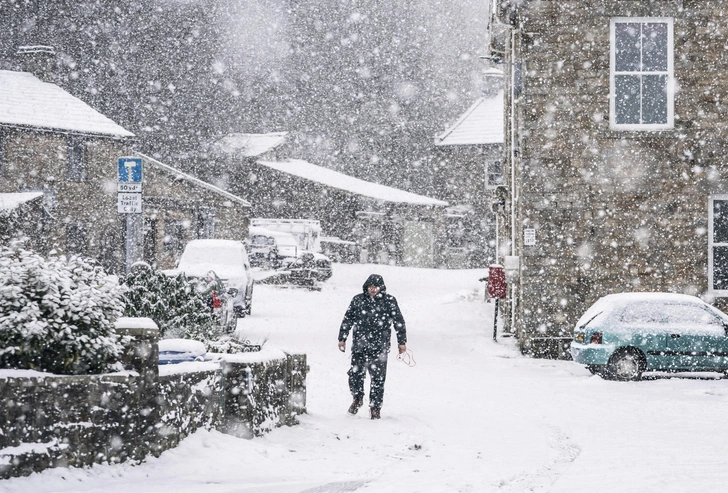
[524,229,536,246]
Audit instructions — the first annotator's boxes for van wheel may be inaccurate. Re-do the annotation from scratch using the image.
[605,348,645,381]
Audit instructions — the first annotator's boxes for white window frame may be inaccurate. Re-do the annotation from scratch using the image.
[610,17,674,131]
[709,195,728,296]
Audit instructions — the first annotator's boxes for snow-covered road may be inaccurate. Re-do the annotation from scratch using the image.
[5,263,728,492]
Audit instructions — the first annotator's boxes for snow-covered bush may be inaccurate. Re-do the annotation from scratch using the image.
[206,334,263,354]
[0,247,126,374]
[122,262,218,339]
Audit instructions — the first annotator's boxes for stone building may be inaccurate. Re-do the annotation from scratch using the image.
[434,68,505,268]
[0,59,250,273]
[491,1,728,357]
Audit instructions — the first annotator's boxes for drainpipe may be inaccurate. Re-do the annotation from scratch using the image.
[509,26,517,335]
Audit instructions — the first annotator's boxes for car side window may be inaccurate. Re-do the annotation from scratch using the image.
[659,304,724,334]
[619,302,667,326]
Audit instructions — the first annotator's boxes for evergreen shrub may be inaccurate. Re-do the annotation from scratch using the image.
[0,247,126,374]
[122,262,218,340]
[122,263,261,353]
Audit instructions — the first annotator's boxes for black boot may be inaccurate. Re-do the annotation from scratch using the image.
[370,407,381,420]
[347,398,363,414]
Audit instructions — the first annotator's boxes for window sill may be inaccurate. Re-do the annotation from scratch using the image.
[601,127,678,140]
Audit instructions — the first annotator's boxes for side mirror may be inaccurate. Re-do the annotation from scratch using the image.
[227,288,239,297]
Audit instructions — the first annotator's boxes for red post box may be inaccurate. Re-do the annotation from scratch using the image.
[488,264,507,299]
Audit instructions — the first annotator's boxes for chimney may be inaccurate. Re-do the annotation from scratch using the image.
[482,67,504,98]
[17,45,56,83]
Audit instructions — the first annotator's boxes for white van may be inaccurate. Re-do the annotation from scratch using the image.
[248,226,299,268]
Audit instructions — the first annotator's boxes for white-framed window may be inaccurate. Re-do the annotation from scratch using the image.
[610,18,674,130]
[486,160,503,188]
[709,195,728,295]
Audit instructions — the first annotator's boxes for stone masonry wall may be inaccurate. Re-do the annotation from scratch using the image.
[0,323,307,479]
[507,0,728,356]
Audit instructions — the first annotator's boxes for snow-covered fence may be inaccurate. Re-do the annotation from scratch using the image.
[0,319,308,479]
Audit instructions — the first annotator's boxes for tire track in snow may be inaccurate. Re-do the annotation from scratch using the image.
[298,480,370,493]
[494,425,581,492]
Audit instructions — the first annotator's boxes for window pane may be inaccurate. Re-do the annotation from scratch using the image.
[66,224,87,255]
[620,302,666,325]
[713,200,728,243]
[615,75,641,124]
[642,23,668,72]
[615,23,641,72]
[67,138,85,182]
[641,75,667,124]
[714,246,728,290]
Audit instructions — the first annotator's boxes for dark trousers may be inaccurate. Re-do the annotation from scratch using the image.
[348,351,389,409]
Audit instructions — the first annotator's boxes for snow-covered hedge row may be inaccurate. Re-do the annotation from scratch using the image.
[0,247,126,375]
[122,262,218,339]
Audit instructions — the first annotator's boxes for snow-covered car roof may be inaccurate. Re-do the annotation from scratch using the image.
[575,292,728,331]
[176,239,248,281]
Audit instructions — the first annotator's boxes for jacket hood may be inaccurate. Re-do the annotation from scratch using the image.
[362,274,386,293]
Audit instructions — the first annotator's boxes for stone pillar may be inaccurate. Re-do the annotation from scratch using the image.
[113,317,160,459]
[287,353,308,424]
[114,317,160,380]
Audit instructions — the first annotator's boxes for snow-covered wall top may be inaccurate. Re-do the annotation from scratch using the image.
[213,132,288,157]
[256,159,449,206]
[0,70,134,138]
[435,91,504,146]
[0,192,43,211]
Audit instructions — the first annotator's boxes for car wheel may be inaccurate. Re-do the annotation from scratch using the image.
[605,348,644,381]
[586,365,605,376]
[233,305,246,319]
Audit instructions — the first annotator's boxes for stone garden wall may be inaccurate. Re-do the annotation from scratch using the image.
[0,320,307,479]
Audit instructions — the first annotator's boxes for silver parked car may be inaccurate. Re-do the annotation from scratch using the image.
[173,239,254,327]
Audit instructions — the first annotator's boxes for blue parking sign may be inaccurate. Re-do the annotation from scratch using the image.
[118,157,143,183]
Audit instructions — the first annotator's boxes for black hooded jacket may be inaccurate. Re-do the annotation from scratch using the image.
[338,274,407,354]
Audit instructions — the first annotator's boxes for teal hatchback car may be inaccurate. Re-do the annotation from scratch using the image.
[570,293,728,380]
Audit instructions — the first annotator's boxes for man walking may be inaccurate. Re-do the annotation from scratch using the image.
[338,274,407,419]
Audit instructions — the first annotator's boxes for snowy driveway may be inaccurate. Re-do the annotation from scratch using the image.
[5,264,728,492]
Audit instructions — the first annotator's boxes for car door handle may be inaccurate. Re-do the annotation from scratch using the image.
[670,334,681,339]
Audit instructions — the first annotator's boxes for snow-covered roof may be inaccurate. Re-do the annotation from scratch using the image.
[0,192,44,211]
[213,132,288,157]
[256,159,448,207]
[435,91,504,146]
[137,152,251,207]
[0,70,134,138]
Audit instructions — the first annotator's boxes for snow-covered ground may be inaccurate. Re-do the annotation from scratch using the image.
[5,263,728,492]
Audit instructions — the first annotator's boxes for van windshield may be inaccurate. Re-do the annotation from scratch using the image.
[251,235,275,246]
